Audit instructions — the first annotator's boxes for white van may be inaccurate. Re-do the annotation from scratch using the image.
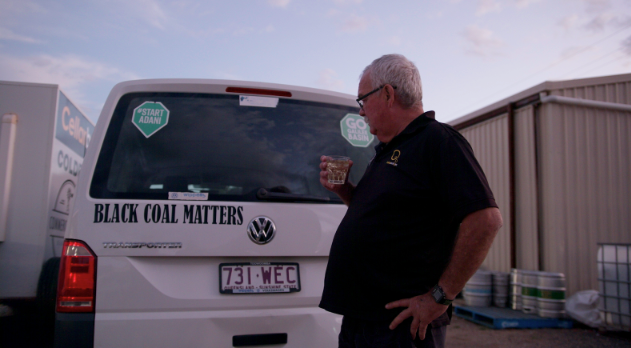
[55,79,375,347]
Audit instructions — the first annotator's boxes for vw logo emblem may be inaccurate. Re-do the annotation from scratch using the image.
[247,216,276,245]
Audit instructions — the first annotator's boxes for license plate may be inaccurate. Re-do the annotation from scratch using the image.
[219,262,301,294]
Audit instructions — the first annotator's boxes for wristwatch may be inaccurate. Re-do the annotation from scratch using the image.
[431,284,454,306]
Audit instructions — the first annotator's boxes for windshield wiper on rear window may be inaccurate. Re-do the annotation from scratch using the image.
[256,188,341,203]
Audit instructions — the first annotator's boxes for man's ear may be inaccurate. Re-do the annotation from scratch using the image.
[384,85,396,106]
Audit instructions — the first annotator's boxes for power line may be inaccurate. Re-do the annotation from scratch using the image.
[576,53,629,77]
[450,23,631,117]
[556,47,623,79]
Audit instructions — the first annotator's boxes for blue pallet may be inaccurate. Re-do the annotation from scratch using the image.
[454,306,573,329]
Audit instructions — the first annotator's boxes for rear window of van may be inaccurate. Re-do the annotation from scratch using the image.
[90,92,373,203]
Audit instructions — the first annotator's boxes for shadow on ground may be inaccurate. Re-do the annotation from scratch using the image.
[0,300,54,348]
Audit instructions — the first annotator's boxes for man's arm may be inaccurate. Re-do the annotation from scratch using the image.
[438,207,503,299]
[385,207,503,340]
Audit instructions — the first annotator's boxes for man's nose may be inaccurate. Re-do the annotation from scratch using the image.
[359,108,366,116]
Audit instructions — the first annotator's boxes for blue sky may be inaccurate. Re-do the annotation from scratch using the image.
[1,0,630,123]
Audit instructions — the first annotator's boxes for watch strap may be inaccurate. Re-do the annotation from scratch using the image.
[432,284,454,306]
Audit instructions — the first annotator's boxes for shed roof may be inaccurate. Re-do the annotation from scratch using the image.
[449,73,631,128]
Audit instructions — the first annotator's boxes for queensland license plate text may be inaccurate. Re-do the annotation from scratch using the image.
[219,262,301,294]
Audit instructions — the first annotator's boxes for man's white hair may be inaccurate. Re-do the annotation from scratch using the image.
[360,54,423,109]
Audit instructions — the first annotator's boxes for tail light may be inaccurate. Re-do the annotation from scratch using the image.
[56,239,97,313]
[225,87,292,97]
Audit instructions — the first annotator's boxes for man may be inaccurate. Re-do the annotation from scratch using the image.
[318,54,503,348]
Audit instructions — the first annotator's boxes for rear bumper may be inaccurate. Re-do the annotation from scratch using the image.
[94,307,340,347]
[54,312,95,348]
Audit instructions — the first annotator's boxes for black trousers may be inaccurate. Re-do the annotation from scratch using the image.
[338,316,447,348]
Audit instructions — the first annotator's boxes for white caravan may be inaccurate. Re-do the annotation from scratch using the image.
[0,81,93,314]
[55,79,375,347]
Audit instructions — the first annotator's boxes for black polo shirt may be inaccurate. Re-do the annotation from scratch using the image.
[319,111,497,321]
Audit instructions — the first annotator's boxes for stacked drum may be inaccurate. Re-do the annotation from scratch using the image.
[521,270,539,313]
[464,270,493,307]
[536,272,566,318]
[510,269,522,310]
[492,272,510,307]
[465,268,566,318]
[506,269,567,318]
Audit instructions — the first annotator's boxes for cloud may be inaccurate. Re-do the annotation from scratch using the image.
[560,11,630,34]
[268,0,291,8]
[581,0,611,13]
[462,25,504,56]
[316,69,344,90]
[0,53,138,102]
[112,0,169,30]
[514,0,542,8]
[0,54,137,87]
[474,0,540,14]
[0,54,140,119]
[558,14,580,31]
[138,0,169,30]
[333,0,363,4]
[584,13,617,31]
[0,27,41,43]
[476,0,501,16]
[340,14,370,33]
[0,0,45,17]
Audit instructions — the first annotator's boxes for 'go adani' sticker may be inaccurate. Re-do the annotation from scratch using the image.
[340,113,374,147]
[132,101,170,138]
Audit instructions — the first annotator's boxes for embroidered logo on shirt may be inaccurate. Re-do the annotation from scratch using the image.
[387,149,400,167]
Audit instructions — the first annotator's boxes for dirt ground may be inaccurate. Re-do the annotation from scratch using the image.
[2,299,630,348]
[446,310,631,348]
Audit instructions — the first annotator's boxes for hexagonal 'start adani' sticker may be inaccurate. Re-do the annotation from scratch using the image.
[340,113,374,147]
[132,101,170,138]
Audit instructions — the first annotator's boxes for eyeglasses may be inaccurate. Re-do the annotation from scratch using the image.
[356,85,397,110]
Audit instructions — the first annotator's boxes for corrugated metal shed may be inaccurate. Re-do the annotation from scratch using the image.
[449,73,631,296]
[459,115,512,273]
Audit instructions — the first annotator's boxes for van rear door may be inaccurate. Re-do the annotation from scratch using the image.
[67,83,375,347]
